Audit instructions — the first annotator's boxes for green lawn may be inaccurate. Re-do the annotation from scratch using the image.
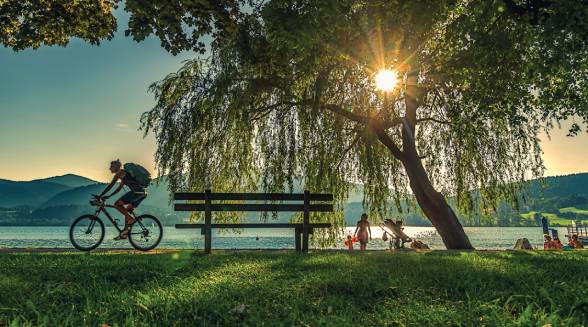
[560,207,588,216]
[1,251,588,326]
[520,211,572,226]
[520,208,588,226]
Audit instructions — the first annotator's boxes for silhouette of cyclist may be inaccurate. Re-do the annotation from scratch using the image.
[98,160,147,240]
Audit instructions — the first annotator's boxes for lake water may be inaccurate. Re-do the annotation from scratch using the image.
[0,226,570,250]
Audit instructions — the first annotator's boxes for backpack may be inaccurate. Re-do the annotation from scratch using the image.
[123,163,151,188]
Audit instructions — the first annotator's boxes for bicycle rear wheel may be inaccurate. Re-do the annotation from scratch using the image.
[128,214,163,251]
[69,215,105,251]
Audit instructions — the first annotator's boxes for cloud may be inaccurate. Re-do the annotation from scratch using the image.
[115,123,129,129]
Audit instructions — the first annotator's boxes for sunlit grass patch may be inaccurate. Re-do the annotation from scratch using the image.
[0,251,587,326]
[521,211,572,226]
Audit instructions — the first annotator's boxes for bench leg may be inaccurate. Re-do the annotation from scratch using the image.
[204,227,212,254]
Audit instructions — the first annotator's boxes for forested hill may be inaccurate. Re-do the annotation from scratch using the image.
[0,179,70,208]
[527,173,588,198]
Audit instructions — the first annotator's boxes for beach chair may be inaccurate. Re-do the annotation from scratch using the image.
[380,219,412,249]
[541,216,559,239]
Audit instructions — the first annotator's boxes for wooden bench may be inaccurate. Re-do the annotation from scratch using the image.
[174,190,333,253]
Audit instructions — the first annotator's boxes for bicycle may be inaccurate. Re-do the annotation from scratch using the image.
[69,194,163,251]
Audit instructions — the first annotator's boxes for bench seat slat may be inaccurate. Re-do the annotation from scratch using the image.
[175,223,332,229]
[174,203,333,212]
[174,192,333,202]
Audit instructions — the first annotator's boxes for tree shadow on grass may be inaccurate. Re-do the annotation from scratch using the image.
[1,251,587,326]
[152,251,588,326]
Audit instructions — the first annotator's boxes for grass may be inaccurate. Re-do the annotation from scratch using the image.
[520,211,572,226]
[1,251,588,326]
[520,208,588,227]
[560,207,588,216]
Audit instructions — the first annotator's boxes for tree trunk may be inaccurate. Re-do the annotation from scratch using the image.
[395,66,474,250]
[401,149,474,249]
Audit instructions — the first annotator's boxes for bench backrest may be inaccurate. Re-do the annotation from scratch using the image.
[173,191,333,213]
[173,190,333,253]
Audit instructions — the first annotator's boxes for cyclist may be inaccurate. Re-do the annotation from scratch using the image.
[98,160,148,240]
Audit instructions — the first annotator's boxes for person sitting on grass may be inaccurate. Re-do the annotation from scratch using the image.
[553,237,563,250]
[98,160,149,240]
[569,234,584,249]
[353,213,372,250]
[543,234,556,250]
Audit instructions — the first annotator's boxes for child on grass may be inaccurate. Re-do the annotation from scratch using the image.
[344,235,355,251]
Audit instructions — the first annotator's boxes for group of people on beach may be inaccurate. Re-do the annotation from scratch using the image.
[344,213,428,251]
[544,234,584,250]
[345,213,372,250]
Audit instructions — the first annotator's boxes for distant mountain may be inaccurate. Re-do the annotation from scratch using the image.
[37,174,99,188]
[0,179,70,207]
[41,184,106,207]
[40,177,172,208]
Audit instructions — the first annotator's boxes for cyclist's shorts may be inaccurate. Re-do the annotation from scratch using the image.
[119,191,147,207]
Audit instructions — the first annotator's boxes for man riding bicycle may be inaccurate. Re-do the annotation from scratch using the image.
[98,160,149,240]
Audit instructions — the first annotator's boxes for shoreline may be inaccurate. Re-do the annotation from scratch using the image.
[2,247,582,254]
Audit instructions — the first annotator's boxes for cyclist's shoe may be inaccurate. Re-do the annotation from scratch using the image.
[114,228,130,241]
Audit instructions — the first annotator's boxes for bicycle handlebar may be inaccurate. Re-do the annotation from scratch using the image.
[89,195,105,206]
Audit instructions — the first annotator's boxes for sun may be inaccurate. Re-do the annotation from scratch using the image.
[375,69,398,92]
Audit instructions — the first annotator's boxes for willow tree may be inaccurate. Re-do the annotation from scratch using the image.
[139,0,586,250]
[3,0,588,249]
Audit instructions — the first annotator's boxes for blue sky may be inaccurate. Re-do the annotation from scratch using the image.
[0,12,191,182]
[0,11,587,182]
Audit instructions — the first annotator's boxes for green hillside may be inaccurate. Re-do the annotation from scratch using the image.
[40,184,105,207]
[0,179,70,207]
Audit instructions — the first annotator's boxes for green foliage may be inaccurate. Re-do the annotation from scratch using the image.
[3,1,588,242]
[1,251,588,325]
[0,0,251,54]
[124,0,246,55]
[0,0,119,50]
[139,0,588,239]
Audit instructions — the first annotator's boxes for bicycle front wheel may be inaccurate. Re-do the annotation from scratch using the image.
[128,214,163,251]
[69,215,105,251]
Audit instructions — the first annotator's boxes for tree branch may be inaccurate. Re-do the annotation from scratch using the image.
[322,103,405,160]
[321,103,371,125]
[417,117,450,125]
[369,119,405,160]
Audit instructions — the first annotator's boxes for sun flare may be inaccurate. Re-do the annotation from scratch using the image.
[375,69,398,92]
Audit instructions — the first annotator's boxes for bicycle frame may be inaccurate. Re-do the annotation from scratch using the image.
[87,201,154,239]
[91,203,127,233]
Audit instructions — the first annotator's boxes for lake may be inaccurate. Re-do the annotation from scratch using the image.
[0,226,569,250]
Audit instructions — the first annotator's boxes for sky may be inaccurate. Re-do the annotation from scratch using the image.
[0,12,191,183]
[1,13,587,183]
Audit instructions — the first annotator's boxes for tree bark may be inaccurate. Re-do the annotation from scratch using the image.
[395,67,474,249]
[401,148,474,249]
[370,113,474,249]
